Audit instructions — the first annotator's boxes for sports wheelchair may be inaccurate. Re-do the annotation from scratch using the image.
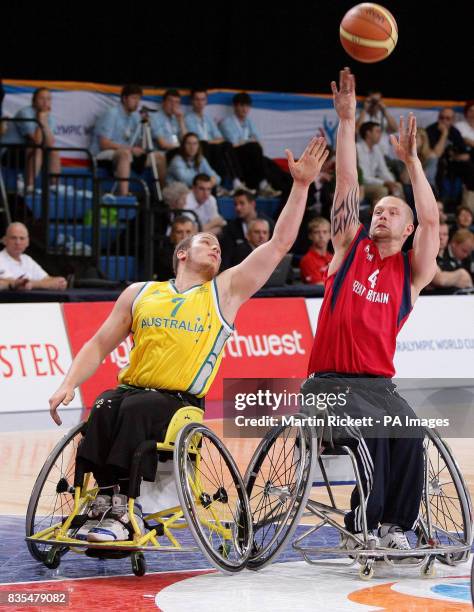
[25,407,252,576]
[243,419,472,579]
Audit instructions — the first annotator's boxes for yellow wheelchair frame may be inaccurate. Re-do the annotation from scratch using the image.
[26,407,252,575]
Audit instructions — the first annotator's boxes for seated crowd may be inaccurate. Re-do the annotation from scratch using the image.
[1,85,473,293]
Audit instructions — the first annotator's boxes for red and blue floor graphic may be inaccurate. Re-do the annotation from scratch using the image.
[1,516,472,611]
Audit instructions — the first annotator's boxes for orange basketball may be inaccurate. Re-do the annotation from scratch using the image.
[340,3,398,63]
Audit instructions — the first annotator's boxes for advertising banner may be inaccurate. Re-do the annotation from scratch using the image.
[0,303,82,412]
[305,296,474,378]
[3,81,461,161]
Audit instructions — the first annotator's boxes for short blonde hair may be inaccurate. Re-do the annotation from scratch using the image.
[451,229,474,245]
[308,217,330,232]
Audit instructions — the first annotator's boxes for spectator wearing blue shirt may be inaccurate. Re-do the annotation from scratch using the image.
[93,84,166,196]
[220,92,291,198]
[150,89,187,162]
[186,89,242,193]
[1,87,61,191]
[166,132,221,188]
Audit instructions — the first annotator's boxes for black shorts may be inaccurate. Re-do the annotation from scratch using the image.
[77,385,203,482]
[300,372,423,443]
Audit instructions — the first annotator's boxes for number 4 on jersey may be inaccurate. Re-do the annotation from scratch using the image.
[368,269,379,289]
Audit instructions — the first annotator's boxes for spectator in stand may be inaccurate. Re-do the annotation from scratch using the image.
[432,228,474,290]
[449,205,474,238]
[306,146,337,217]
[185,89,242,194]
[154,216,196,281]
[356,90,398,158]
[455,100,474,211]
[219,189,274,268]
[166,132,221,188]
[356,121,404,204]
[185,173,226,235]
[0,222,67,290]
[1,87,61,191]
[400,127,439,189]
[225,218,271,268]
[162,181,190,212]
[92,84,166,196]
[455,100,474,157]
[426,108,474,205]
[299,217,333,285]
[220,92,291,197]
[150,89,187,161]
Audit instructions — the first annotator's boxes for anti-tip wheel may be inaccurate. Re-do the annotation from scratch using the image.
[131,552,146,577]
[359,564,374,580]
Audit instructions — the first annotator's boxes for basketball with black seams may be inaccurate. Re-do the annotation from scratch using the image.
[340,3,398,63]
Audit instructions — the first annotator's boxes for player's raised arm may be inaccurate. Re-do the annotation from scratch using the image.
[216,137,328,316]
[330,68,360,253]
[390,114,439,299]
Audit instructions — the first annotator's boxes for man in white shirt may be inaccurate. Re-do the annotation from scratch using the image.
[356,121,404,205]
[0,223,67,291]
[184,174,226,235]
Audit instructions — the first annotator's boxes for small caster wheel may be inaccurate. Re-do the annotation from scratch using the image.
[359,563,374,580]
[131,552,146,577]
[44,548,60,570]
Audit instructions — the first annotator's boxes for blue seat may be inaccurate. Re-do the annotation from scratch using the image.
[100,255,136,281]
[217,197,235,220]
[25,191,94,220]
[218,196,280,222]
[48,224,120,247]
[256,198,280,218]
[101,194,138,221]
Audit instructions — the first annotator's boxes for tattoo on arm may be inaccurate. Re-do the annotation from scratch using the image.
[331,186,360,236]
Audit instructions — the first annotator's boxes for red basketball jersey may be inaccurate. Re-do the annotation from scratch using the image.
[308,225,412,377]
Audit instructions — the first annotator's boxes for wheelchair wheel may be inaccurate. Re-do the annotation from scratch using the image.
[418,428,472,565]
[470,554,474,604]
[25,422,95,562]
[174,423,253,573]
[244,419,317,570]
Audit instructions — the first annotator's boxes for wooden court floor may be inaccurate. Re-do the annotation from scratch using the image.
[0,420,472,519]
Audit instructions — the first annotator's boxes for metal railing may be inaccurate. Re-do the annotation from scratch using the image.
[1,118,155,283]
[0,117,47,228]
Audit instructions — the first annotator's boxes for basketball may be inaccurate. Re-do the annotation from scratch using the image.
[340,3,398,63]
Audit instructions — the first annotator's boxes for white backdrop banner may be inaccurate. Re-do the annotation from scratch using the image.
[2,81,465,160]
[305,296,474,378]
[0,303,82,412]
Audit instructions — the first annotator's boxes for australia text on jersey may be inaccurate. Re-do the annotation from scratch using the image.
[140,316,206,333]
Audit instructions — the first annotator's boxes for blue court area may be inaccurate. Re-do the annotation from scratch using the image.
[0,515,339,584]
[1,515,472,611]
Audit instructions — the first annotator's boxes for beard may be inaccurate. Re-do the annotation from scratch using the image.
[187,251,217,279]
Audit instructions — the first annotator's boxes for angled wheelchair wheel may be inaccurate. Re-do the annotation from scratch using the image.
[471,554,474,604]
[244,418,317,570]
[417,428,472,565]
[174,423,253,573]
[25,422,96,562]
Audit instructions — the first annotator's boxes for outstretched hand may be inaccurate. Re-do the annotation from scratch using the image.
[331,67,356,121]
[390,113,418,165]
[285,137,329,186]
[49,386,76,426]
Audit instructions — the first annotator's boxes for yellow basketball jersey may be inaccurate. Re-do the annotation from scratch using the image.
[118,279,233,397]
